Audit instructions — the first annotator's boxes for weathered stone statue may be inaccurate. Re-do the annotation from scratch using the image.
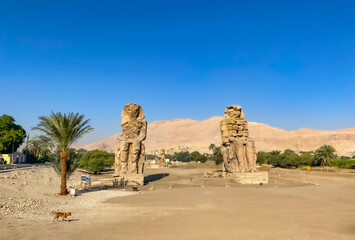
[114,103,147,180]
[159,149,166,167]
[220,105,257,173]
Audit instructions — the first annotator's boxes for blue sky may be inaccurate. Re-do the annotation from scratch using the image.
[1,0,354,145]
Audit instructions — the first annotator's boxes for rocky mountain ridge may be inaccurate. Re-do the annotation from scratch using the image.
[77,117,355,156]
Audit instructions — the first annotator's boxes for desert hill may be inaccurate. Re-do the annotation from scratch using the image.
[77,117,355,156]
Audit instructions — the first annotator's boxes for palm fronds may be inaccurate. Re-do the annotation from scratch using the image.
[32,112,93,151]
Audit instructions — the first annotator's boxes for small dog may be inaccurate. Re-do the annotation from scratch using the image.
[52,211,71,222]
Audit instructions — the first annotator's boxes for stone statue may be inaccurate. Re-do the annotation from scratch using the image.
[220,105,257,173]
[115,103,147,176]
[159,149,166,167]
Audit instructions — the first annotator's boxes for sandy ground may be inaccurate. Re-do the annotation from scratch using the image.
[1,163,355,240]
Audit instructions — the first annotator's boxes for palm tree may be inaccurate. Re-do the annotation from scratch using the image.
[208,144,216,152]
[33,112,93,195]
[50,148,83,180]
[28,135,55,158]
[313,145,337,167]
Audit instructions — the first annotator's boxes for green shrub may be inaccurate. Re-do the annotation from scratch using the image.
[256,151,269,165]
[190,151,207,163]
[78,150,114,173]
[299,152,313,166]
[259,149,311,168]
[171,151,191,162]
[330,159,355,169]
[146,154,155,160]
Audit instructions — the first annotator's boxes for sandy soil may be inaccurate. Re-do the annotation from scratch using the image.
[1,163,355,240]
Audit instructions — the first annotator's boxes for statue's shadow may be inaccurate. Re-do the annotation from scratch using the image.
[144,173,169,185]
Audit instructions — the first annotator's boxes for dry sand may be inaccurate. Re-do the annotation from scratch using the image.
[1,164,355,240]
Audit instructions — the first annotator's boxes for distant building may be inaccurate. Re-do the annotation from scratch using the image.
[0,152,26,164]
[165,146,190,154]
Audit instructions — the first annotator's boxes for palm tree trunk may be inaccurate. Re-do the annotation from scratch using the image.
[60,150,68,195]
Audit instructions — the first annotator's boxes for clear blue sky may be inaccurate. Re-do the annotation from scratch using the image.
[1,0,354,145]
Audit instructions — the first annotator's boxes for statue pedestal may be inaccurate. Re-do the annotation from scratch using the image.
[228,172,268,184]
[113,174,144,186]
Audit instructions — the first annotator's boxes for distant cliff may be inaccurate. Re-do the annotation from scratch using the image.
[76,116,355,157]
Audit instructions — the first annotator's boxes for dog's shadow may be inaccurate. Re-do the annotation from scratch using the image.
[67,219,79,222]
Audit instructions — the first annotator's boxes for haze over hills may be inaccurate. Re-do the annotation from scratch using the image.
[77,117,355,157]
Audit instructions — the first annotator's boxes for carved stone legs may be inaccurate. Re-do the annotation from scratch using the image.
[119,141,129,174]
[115,141,145,175]
[222,139,257,174]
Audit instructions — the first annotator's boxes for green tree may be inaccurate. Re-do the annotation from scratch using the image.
[268,150,301,168]
[33,112,93,195]
[0,115,26,154]
[146,154,156,160]
[284,149,300,167]
[312,145,337,167]
[173,151,191,162]
[299,152,313,166]
[78,150,114,173]
[27,135,54,160]
[208,144,216,152]
[256,151,270,165]
[269,153,287,168]
[190,151,207,163]
[208,144,223,165]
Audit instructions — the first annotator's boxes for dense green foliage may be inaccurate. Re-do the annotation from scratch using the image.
[27,135,54,161]
[166,151,191,162]
[209,144,223,165]
[312,145,337,167]
[190,151,208,163]
[270,149,307,168]
[146,154,156,160]
[256,150,281,165]
[0,115,26,154]
[32,112,93,153]
[164,150,212,163]
[256,145,355,169]
[257,149,313,168]
[78,150,114,173]
[330,159,355,169]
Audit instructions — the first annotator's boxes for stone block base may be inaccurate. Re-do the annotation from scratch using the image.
[229,172,268,184]
[113,174,144,186]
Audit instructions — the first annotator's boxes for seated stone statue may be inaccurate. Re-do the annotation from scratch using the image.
[159,149,166,167]
[115,103,147,175]
[220,105,257,173]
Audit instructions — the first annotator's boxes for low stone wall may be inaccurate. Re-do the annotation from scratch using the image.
[229,172,268,184]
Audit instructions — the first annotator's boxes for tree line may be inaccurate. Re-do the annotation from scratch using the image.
[257,145,355,169]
